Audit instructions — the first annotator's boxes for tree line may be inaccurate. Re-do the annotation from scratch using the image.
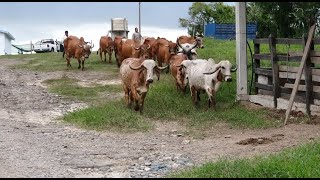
[179,2,320,38]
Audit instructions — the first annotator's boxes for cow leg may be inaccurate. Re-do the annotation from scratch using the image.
[197,91,201,101]
[123,86,131,108]
[191,86,198,106]
[81,60,85,71]
[131,90,140,111]
[104,51,107,62]
[108,52,112,64]
[66,57,71,69]
[77,59,81,69]
[206,88,216,110]
[99,49,103,62]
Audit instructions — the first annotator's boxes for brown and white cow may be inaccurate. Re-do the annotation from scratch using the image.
[64,36,94,71]
[169,53,189,93]
[120,58,168,113]
[97,36,114,63]
[177,35,204,49]
[117,39,150,67]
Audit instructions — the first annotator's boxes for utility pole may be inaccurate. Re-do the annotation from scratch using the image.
[139,2,141,35]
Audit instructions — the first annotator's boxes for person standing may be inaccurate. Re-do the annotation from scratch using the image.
[132,27,142,43]
[61,30,68,58]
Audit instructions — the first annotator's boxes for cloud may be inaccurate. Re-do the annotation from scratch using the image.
[12,23,188,52]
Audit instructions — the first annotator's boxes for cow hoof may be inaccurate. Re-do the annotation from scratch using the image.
[134,106,139,111]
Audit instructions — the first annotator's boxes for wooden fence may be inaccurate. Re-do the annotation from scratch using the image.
[253,35,320,116]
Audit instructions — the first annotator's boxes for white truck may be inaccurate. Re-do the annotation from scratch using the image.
[32,39,61,53]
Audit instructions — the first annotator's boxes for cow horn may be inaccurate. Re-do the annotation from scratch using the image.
[231,64,238,72]
[176,38,183,49]
[190,41,198,50]
[147,44,150,50]
[203,66,221,75]
[78,44,83,48]
[157,65,169,70]
[129,64,144,70]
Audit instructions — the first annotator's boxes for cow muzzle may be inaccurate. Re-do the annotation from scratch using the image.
[225,76,232,82]
[147,79,154,83]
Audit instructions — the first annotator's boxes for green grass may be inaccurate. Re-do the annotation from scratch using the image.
[3,51,119,73]
[168,140,320,178]
[62,101,151,133]
[42,75,122,106]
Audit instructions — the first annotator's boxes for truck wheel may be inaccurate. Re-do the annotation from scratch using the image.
[51,48,54,52]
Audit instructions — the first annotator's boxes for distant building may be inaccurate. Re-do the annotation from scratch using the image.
[0,29,15,55]
[110,18,129,40]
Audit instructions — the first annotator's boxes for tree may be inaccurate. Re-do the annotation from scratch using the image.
[250,2,320,38]
[179,2,235,36]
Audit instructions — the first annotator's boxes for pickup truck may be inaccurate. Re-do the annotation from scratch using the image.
[32,39,61,53]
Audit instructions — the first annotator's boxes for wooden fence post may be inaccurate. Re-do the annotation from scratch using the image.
[284,23,316,125]
[269,34,280,108]
[254,40,260,94]
[303,34,314,117]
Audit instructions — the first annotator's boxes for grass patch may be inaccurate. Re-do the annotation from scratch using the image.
[43,75,122,106]
[142,73,278,130]
[2,51,119,73]
[168,140,320,178]
[62,101,151,133]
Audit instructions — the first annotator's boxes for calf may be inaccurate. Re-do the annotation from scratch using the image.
[97,36,114,63]
[120,58,168,113]
[64,36,94,71]
[183,59,237,108]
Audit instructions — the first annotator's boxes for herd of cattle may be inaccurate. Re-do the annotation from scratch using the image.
[62,35,237,113]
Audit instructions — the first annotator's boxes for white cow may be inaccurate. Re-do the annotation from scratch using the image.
[178,58,237,108]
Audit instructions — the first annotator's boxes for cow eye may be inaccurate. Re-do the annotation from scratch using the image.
[222,66,225,69]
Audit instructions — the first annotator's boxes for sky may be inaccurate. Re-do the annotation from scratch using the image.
[0,2,235,52]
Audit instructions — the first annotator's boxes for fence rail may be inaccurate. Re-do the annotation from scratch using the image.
[253,35,320,115]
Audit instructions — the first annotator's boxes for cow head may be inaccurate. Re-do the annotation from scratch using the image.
[176,59,193,89]
[168,41,178,55]
[131,43,150,59]
[176,39,198,60]
[203,60,237,82]
[195,37,204,48]
[129,59,168,85]
[78,42,93,59]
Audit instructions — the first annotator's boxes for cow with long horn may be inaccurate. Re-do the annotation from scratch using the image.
[176,38,198,60]
[120,58,168,113]
[183,59,237,109]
